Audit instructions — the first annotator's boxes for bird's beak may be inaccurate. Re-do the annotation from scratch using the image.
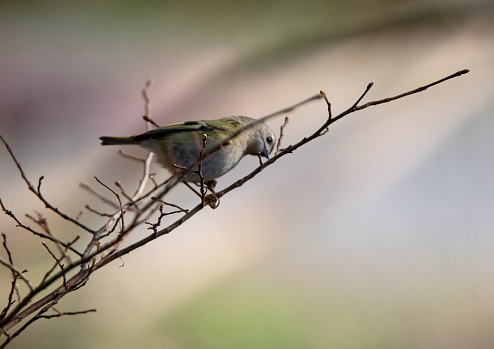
[262,148,269,159]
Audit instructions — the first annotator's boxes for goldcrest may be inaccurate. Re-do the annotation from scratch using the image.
[100,115,276,182]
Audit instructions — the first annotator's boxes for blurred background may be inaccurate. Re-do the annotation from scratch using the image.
[1,0,493,348]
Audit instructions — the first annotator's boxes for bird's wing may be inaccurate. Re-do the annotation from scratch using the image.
[131,121,229,142]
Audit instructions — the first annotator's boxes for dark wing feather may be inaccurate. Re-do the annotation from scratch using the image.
[131,123,229,142]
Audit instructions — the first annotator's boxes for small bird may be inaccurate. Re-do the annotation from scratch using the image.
[100,115,276,182]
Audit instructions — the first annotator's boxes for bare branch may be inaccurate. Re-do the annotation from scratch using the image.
[0,69,470,344]
[79,181,121,209]
[181,181,202,199]
[114,181,136,211]
[94,177,125,235]
[0,135,37,194]
[42,243,67,291]
[36,176,96,234]
[333,69,471,123]
[116,150,145,163]
[0,266,92,335]
[143,115,160,129]
[142,78,154,119]
[320,90,332,118]
[199,134,208,206]
[148,174,159,189]
[1,234,19,318]
[352,82,374,108]
[37,307,97,319]
[25,212,71,265]
[275,116,289,155]
[0,198,82,257]
[0,295,95,348]
[84,205,114,217]
[151,199,189,214]
[0,258,33,293]
[145,204,165,235]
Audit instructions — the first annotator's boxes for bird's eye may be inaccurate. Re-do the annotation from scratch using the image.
[266,136,273,144]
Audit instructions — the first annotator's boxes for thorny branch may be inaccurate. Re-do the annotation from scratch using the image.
[0,69,469,347]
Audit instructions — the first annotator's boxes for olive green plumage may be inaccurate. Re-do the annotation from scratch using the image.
[100,115,275,182]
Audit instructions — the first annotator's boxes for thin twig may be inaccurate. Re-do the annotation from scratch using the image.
[1,234,19,318]
[118,150,146,163]
[357,69,469,110]
[0,198,83,256]
[142,79,154,119]
[352,82,374,108]
[84,205,114,217]
[25,212,70,264]
[95,177,125,236]
[37,177,96,234]
[143,115,160,128]
[199,134,208,206]
[24,212,51,237]
[0,258,33,292]
[40,255,62,286]
[181,181,202,199]
[142,79,161,128]
[79,182,121,209]
[146,204,165,235]
[148,174,158,189]
[320,90,332,117]
[150,199,189,214]
[38,237,76,286]
[42,242,67,290]
[275,116,289,155]
[114,181,137,211]
[38,308,97,319]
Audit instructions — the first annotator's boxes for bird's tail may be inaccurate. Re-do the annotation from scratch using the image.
[99,136,134,145]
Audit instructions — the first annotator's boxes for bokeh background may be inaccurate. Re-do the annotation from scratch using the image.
[1,0,494,348]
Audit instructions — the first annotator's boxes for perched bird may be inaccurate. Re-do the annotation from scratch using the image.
[100,115,276,182]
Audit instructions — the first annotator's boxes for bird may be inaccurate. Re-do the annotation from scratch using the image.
[100,115,276,182]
